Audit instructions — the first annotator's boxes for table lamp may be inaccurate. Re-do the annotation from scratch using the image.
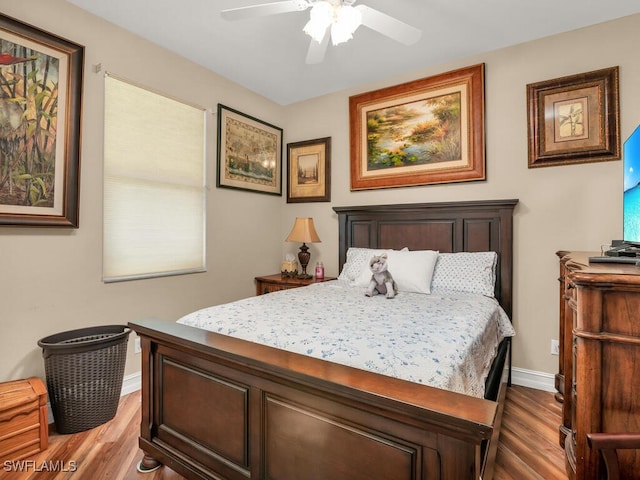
[286,217,321,279]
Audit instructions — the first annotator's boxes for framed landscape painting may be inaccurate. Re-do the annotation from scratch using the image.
[349,64,485,190]
[216,104,283,195]
[0,14,84,227]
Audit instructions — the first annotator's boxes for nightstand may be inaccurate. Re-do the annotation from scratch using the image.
[255,274,336,296]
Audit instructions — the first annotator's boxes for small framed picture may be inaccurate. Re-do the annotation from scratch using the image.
[286,137,331,203]
[526,67,620,168]
[216,104,283,195]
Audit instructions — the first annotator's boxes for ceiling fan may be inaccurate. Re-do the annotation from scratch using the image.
[221,0,422,64]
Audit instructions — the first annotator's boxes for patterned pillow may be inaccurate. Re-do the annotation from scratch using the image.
[430,252,497,297]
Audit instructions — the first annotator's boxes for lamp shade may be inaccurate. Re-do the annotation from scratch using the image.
[286,217,321,243]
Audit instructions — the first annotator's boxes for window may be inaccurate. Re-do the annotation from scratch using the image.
[103,75,206,282]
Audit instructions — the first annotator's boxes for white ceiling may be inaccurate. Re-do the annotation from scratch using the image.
[66,0,640,105]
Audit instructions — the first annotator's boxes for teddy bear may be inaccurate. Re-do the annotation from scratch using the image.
[365,253,398,299]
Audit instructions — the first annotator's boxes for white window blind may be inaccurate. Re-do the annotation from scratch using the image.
[103,74,206,282]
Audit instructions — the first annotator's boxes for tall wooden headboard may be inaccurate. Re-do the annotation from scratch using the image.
[333,199,519,318]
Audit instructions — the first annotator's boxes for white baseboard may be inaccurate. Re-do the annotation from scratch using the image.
[510,367,555,392]
[121,371,142,396]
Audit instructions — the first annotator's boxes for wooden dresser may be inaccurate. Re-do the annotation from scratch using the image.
[556,251,640,480]
[0,377,48,462]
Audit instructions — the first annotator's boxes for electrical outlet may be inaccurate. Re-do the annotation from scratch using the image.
[551,339,559,356]
[134,337,141,354]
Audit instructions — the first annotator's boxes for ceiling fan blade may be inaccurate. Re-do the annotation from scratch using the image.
[354,5,422,45]
[305,30,330,64]
[221,0,310,21]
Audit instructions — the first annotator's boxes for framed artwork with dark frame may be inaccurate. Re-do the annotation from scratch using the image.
[216,104,283,195]
[349,64,485,190]
[287,137,331,203]
[0,14,84,227]
[527,66,620,168]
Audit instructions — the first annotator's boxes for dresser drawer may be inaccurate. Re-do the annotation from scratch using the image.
[259,283,293,295]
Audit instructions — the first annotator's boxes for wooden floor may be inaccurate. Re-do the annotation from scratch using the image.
[0,385,567,479]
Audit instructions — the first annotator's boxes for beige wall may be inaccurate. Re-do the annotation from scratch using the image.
[283,14,640,377]
[0,0,287,382]
[1,0,639,384]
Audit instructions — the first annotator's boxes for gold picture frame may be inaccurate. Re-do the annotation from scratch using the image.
[286,137,331,203]
[0,14,84,227]
[216,104,283,195]
[349,64,485,190]
[526,67,620,168]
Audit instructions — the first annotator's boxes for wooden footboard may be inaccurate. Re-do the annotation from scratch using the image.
[130,318,509,480]
[131,199,517,480]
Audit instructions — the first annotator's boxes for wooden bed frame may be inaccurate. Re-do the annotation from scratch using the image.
[129,199,518,480]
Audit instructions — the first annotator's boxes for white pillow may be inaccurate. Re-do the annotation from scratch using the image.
[339,247,407,283]
[430,251,497,297]
[388,249,439,294]
[354,249,439,295]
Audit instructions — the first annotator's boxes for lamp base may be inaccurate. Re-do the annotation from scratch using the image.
[297,273,313,280]
[297,242,312,280]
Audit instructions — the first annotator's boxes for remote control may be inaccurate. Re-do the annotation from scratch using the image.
[589,256,640,265]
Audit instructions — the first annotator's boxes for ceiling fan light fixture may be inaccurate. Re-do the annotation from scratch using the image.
[222,0,422,64]
[303,1,333,42]
[303,1,361,45]
[330,5,361,45]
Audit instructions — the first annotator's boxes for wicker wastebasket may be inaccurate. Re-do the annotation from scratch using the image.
[37,325,131,434]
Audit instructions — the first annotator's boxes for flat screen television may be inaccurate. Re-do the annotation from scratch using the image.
[623,125,640,243]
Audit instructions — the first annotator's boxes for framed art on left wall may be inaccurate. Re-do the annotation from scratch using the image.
[0,14,84,227]
[217,104,283,195]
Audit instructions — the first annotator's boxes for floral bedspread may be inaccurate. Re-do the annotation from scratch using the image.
[177,280,515,398]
